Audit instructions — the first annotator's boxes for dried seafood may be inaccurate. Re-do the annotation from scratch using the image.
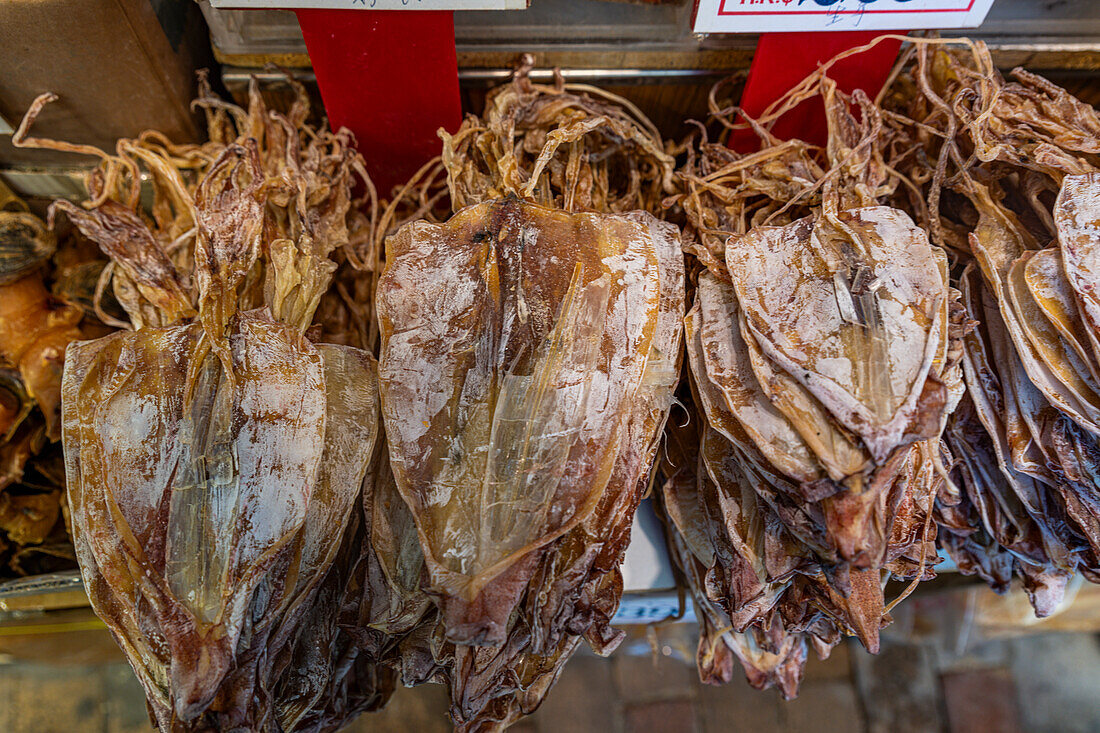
[13,38,1100,730]
[666,67,964,696]
[15,78,383,730]
[441,58,676,216]
[0,210,78,442]
[660,401,824,696]
[0,206,97,580]
[378,196,682,730]
[371,65,683,732]
[883,40,1100,614]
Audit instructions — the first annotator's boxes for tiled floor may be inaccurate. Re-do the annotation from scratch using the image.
[2,623,1099,733]
[2,603,1100,730]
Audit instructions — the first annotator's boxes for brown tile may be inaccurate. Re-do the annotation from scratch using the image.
[851,640,942,733]
[0,664,20,732]
[4,662,108,733]
[351,683,451,733]
[802,640,853,683]
[932,637,1010,674]
[625,699,698,733]
[697,674,783,733]
[613,650,696,703]
[782,681,864,733]
[507,723,539,733]
[530,654,617,733]
[941,668,1021,733]
[1008,633,1100,733]
[104,663,156,733]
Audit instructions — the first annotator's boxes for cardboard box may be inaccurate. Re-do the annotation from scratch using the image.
[0,0,212,168]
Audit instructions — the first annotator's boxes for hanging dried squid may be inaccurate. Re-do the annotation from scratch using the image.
[15,77,385,730]
[884,40,1100,615]
[372,63,683,732]
[665,66,965,697]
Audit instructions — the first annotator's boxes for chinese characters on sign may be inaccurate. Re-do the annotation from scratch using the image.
[210,0,527,9]
[693,0,996,34]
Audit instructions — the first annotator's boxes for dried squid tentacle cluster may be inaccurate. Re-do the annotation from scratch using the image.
[440,60,676,216]
[665,72,966,697]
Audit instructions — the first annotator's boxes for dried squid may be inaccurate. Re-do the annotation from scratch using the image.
[377,196,682,728]
[441,57,675,216]
[372,64,683,731]
[885,40,1100,614]
[15,78,383,730]
[665,71,964,696]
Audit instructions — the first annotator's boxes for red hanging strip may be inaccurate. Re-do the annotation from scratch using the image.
[730,31,903,152]
[296,9,462,192]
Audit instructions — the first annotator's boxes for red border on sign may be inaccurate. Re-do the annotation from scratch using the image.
[717,0,976,17]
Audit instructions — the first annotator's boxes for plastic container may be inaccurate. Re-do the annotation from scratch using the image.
[200,0,1100,70]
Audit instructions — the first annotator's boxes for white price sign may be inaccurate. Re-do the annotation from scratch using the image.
[210,0,526,9]
[693,0,995,35]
